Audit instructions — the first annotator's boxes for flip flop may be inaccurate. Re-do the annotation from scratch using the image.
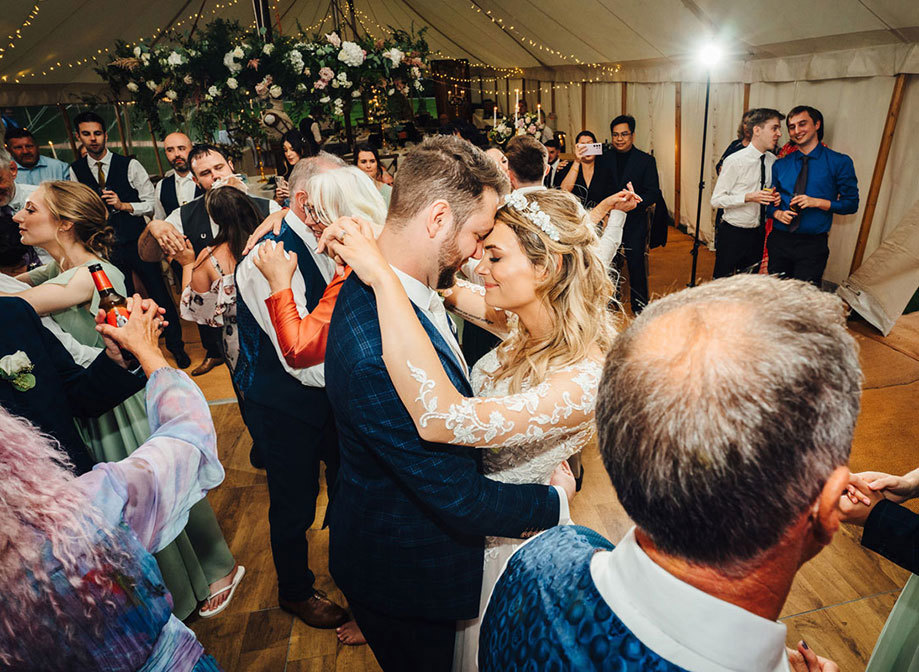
[198,565,246,618]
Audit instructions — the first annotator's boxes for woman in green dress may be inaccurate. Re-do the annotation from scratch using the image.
[6,180,243,620]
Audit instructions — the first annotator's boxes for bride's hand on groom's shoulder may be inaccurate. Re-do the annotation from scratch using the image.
[319,216,390,286]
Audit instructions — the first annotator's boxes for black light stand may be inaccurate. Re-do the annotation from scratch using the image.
[689,70,712,287]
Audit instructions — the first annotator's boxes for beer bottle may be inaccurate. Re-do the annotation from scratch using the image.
[89,263,139,368]
[89,263,130,326]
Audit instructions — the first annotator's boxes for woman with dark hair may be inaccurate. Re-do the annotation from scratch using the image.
[560,130,607,208]
[275,130,306,205]
[7,180,243,621]
[176,183,262,375]
[353,144,393,207]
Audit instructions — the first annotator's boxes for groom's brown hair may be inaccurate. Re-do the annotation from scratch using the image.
[386,135,510,230]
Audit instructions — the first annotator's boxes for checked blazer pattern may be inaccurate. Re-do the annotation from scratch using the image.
[325,275,561,622]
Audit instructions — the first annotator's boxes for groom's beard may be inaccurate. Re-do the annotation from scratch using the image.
[435,235,465,290]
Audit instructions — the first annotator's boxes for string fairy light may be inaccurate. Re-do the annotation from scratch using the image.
[1,1,45,62]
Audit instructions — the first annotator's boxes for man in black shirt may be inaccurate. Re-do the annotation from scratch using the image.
[606,115,661,314]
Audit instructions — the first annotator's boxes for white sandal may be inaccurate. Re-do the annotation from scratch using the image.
[197,565,245,618]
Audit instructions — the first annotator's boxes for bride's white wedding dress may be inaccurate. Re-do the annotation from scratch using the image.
[448,348,603,672]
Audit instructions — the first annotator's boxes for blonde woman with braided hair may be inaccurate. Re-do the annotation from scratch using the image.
[319,187,619,670]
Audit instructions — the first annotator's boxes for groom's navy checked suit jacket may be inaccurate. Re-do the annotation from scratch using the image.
[325,275,560,621]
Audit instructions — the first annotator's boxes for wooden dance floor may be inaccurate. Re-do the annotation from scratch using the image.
[175,229,918,671]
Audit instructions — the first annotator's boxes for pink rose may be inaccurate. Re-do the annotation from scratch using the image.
[319,66,334,81]
[314,79,327,89]
[248,58,260,70]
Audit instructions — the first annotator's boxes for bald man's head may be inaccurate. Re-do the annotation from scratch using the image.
[163,132,193,174]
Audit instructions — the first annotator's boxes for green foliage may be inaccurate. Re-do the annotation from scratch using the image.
[95,20,431,151]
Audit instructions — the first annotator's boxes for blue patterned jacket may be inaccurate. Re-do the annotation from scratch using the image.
[324,274,561,621]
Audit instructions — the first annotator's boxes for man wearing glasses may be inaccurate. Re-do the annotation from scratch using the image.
[607,115,661,314]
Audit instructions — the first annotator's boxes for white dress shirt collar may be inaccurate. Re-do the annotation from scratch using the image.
[90,149,112,169]
[391,264,437,312]
[513,184,547,196]
[591,527,790,672]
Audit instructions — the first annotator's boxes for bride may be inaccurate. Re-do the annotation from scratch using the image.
[319,188,622,670]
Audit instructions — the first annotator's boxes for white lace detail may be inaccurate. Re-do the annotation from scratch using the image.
[454,277,486,296]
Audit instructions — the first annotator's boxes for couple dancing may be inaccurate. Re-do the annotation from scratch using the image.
[270,136,634,671]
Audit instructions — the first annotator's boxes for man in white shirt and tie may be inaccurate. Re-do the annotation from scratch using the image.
[68,111,189,366]
[710,108,784,278]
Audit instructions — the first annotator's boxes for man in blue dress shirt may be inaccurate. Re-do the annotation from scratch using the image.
[767,106,859,286]
[5,128,71,185]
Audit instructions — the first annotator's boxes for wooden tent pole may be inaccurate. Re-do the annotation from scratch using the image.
[57,104,79,159]
[621,82,627,115]
[147,120,165,177]
[850,72,908,273]
[113,102,129,155]
[581,82,587,130]
[743,83,750,112]
[674,82,681,227]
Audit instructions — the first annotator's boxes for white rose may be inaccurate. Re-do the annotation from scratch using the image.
[208,85,220,97]
[167,51,183,67]
[166,89,178,100]
[233,46,245,58]
[146,80,158,91]
[269,84,282,98]
[331,80,340,88]
[414,79,424,91]
[183,74,194,85]
[411,66,420,78]
[297,83,307,92]
[319,95,330,103]
[263,43,275,55]
[133,46,142,58]
[0,351,32,377]
[126,81,139,92]
[227,77,238,90]
[352,89,361,97]
[337,41,364,67]
[141,53,151,65]
[383,48,403,67]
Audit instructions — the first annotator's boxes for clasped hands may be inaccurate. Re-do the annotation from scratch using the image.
[838,469,919,525]
[94,295,170,375]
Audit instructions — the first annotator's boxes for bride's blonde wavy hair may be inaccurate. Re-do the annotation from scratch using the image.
[491,189,617,393]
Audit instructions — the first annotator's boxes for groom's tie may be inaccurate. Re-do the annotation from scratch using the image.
[428,293,469,377]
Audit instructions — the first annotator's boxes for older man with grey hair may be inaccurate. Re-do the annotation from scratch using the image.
[0,145,49,270]
[480,274,854,672]
[232,151,350,630]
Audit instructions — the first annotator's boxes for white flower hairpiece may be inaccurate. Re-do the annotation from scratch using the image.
[502,192,561,242]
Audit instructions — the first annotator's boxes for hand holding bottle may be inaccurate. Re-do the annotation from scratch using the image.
[96,294,170,376]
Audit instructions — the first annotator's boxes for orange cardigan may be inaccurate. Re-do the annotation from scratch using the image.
[263,268,350,369]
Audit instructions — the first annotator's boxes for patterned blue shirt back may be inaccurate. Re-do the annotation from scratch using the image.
[479,525,689,671]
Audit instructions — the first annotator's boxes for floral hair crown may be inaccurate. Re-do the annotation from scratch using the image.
[501,191,561,242]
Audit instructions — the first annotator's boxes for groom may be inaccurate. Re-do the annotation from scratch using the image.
[324,135,574,671]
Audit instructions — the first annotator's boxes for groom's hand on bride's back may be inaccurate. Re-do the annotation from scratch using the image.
[550,460,577,504]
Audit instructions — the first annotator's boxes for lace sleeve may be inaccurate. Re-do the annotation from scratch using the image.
[408,358,602,450]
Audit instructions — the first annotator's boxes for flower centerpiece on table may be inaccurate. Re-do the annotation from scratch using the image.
[515,112,545,139]
[488,119,514,146]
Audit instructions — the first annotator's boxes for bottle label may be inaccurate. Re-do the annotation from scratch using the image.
[91,269,114,292]
[107,306,130,328]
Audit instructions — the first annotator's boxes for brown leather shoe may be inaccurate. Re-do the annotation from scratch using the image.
[279,591,349,629]
[191,356,223,376]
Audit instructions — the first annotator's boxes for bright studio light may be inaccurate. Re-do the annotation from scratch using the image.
[698,43,723,67]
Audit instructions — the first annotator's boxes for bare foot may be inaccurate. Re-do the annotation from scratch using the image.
[202,563,239,613]
[336,619,366,646]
